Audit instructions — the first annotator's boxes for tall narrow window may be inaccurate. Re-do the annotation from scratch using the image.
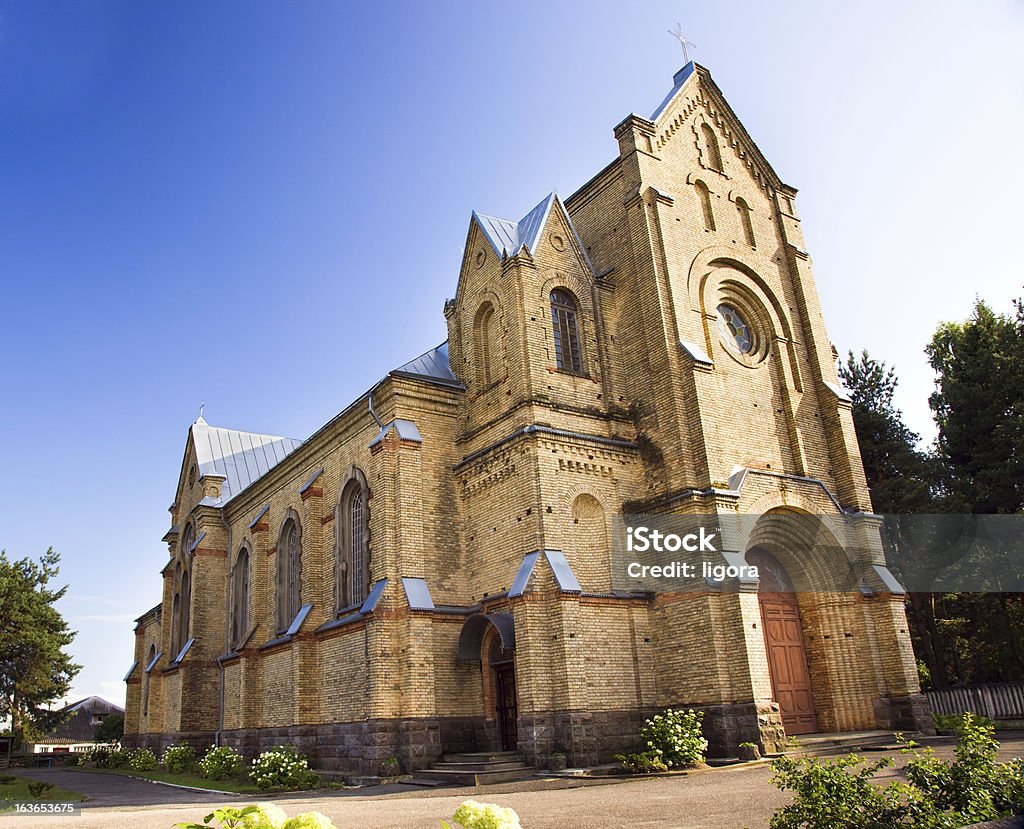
[143,644,155,717]
[695,181,715,231]
[276,517,302,633]
[550,289,583,374]
[701,123,723,172]
[736,197,755,247]
[170,562,182,656]
[350,488,367,603]
[178,570,190,655]
[231,548,250,648]
[474,302,495,386]
[337,474,370,611]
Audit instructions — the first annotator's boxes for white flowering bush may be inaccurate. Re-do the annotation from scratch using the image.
[129,747,158,771]
[249,745,320,791]
[199,745,245,780]
[640,708,708,769]
[162,744,198,774]
[176,799,521,829]
[442,799,523,829]
[175,803,335,829]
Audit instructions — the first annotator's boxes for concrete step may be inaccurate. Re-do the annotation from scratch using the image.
[428,760,529,773]
[442,751,521,764]
[405,764,534,786]
[773,730,921,759]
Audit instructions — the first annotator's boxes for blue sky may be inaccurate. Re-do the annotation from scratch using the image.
[2,1,1022,706]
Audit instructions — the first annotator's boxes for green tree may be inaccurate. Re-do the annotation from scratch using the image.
[94,712,124,743]
[839,351,950,686]
[0,549,80,759]
[925,297,1024,683]
[839,350,936,514]
[926,298,1024,514]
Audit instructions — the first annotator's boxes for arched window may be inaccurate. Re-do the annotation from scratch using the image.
[695,181,715,231]
[171,523,193,658]
[474,302,496,386]
[736,197,755,247]
[550,289,583,375]
[143,644,156,717]
[231,547,250,648]
[336,473,370,611]
[276,516,302,633]
[701,122,723,172]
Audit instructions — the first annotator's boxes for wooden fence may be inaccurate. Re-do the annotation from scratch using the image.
[926,682,1024,720]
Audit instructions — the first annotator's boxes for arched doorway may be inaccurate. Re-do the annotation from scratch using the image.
[747,548,818,734]
[487,635,517,751]
[457,613,518,752]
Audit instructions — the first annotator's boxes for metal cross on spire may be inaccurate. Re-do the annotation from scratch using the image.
[199,401,205,420]
[668,23,696,64]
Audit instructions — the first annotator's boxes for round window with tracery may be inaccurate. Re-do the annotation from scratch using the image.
[716,304,753,354]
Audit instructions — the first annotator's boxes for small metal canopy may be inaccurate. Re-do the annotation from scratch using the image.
[457,613,515,661]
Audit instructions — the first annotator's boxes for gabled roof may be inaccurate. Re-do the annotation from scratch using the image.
[647,62,786,192]
[473,193,556,258]
[650,61,696,120]
[390,342,460,387]
[63,695,124,715]
[191,417,303,505]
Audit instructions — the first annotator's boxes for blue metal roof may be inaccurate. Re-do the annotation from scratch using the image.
[473,193,556,258]
[402,577,435,610]
[545,550,582,592]
[191,417,303,505]
[390,341,460,386]
[650,61,696,121]
[369,418,423,449]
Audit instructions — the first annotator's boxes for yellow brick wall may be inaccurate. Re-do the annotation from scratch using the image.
[124,64,922,754]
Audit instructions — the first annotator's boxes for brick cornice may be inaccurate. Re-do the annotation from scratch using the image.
[194,547,227,558]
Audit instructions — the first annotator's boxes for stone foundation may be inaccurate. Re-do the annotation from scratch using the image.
[125,717,484,776]
[873,692,935,735]
[124,692,920,773]
[517,700,788,767]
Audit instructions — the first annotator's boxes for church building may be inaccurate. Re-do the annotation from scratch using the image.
[123,62,929,774]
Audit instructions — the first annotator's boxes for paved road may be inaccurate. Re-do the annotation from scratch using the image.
[6,737,1023,829]
[5,768,235,808]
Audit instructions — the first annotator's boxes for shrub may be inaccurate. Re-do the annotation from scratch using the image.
[162,744,198,774]
[107,748,132,768]
[77,747,108,766]
[379,756,400,777]
[768,714,1024,829]
[129,747,158,771]
[640,708,708,769]
[174,803,335,829]
[931,711,995,735]
[249,746,319,791]
[0,773,16,784]
[442,799,522,829]
[199,745,245,781]
[615,750,668,774]
[26,781,56,799]
[78,746,117,767]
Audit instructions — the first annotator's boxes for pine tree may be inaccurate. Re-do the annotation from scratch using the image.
[0,549,81,757]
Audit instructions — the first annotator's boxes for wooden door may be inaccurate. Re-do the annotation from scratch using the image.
[494,664,518,751]
[760,590,817,734]
[748,548,817,735]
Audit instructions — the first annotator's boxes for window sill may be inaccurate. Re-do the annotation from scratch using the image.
[315,611,366,634]
[549,367,591,380]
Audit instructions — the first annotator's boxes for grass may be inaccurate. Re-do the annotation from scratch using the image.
[72,765,262,794]
[0,775,86,808]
